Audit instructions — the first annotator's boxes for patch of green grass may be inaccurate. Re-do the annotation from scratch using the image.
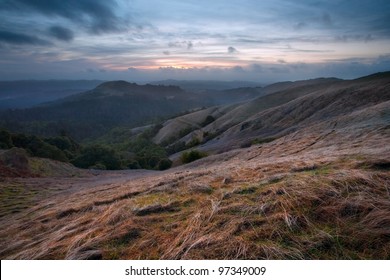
[234,185,258,195]
[303,165,332,176]
[251,137,278,145]
[131,193,173,208]
[0,182,37,218]
[356,159,390,171]
[112,229,141,246]
[103,228,142,259]
[257,175,285,186]
[182,198,196,207]
[180,149,208,164]
[29,158,53,176]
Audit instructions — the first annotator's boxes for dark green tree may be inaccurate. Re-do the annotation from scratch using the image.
[0,129,13,149]
[181,149,207,164]
[72,145,122,170]
[158,158,172,170]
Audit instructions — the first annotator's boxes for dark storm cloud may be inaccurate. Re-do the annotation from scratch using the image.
[228,46,238,53]
[314,0,390,38]
[0,0,125,34]
[0,30,50,45]
[48,26,74,42]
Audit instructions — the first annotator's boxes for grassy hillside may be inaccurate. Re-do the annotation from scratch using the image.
[0,72,389,259]
[154,78,343,151]
[0,118,388,259]
[159,73,389,154]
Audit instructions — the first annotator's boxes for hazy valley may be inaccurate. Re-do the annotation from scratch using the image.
[0,72,389,259]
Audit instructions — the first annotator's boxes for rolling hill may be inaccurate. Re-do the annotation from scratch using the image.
[0,72,389,260]
[0,80,269,141]
[0,81,214,141]
[156,73,389,156]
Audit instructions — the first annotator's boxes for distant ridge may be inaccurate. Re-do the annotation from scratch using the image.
[150,79,264,91]
[354,71,390,81]
[0,81,213,140]
[0,80,104,109]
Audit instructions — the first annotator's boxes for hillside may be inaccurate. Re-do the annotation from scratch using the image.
[206,73,390,152]
[0,148,85,178]
[157,74,389,155]
[0,81,213,141]
[0,80,269,142]
[0,72,389,259]
[154,77,344,149]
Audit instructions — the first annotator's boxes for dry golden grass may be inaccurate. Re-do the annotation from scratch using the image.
[0,123,389,259]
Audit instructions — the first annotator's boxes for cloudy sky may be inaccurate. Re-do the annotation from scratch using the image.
[0,0,389,82]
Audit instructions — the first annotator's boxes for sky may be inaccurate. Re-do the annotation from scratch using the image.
[0,0,389,82]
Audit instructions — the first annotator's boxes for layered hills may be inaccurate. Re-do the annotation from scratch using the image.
[0,72,389,259]
[0,81,267,141]
[156,74,389,155]
[153,78,339,145]
[0,82,211,140]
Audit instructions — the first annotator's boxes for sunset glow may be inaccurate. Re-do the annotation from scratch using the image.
[0,0,389,82]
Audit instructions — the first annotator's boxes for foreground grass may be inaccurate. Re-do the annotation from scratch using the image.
[1,150,389,260]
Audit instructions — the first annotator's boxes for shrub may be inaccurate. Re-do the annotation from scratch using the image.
[140,123,163,139]
[33,141,68,162]
[181,149,207,164]
[179,127,195,138]
[44,136,79,152]
[166,141,186,155]
[0,129,13,149]
[201,115,215,127]
[127,136,169,169]
[89,163,106,170]
[186,137,200,148]
[240,137,278,148]
[240,140,252,148]
[127,160,141,169]
[11,134,68,162]
[72,145,122,170]
[251,137,277,145]
[158,158,172,170]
